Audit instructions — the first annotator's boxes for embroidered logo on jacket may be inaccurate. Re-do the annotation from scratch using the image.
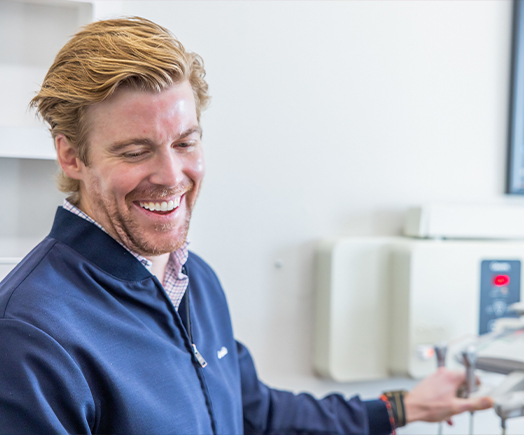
[217,346,228,359]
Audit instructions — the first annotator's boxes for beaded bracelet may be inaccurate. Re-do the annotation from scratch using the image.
[381,390,408,430]
[379,394,397,435]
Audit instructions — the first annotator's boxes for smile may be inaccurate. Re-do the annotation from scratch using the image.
[139,197,181,212]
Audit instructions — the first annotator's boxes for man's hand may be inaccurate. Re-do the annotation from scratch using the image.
[403,367,493,424]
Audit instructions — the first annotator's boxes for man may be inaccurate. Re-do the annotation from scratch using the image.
[0,17,492,434]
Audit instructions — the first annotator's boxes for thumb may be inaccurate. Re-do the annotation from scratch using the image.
[453,396,493,414]
[473,396,494,411]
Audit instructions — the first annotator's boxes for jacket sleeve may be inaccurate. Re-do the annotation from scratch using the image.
[0,319,95,434]
[237,341,392,435]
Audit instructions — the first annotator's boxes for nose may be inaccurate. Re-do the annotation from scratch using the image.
[148,150,185,188]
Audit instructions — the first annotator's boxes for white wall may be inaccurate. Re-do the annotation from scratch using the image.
[117,2,524,432]
[2,1,521,432]
[120,0,514,370]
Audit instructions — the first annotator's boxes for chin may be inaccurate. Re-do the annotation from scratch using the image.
[130,230,188,257]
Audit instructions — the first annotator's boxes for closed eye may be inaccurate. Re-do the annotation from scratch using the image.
[176,142,194,148]
[124,151,143,157]
[121,149,150,160]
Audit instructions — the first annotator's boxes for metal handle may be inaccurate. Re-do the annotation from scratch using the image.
[461,346,478,435]
[434,343,448,435]
[462,345,478,396]
[434,343,447,368]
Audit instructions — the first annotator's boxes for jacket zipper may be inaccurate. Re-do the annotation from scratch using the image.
[182,265,207,368]
[181,265,216,435]
[192,344,208,367]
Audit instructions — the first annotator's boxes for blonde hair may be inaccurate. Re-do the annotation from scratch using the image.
[30,17,210,203]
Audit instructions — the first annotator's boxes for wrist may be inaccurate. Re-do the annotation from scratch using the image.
[403,391,426,424]
[381,390,408,429]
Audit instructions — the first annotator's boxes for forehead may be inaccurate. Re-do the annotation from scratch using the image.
[85,81,198,143]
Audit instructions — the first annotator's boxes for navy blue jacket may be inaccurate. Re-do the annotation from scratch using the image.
[0,207,392,434]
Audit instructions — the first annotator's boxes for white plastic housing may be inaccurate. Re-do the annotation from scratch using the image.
[404,204,524,240]
[314,237,524,381]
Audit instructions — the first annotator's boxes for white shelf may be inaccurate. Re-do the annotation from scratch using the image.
[0,126,55,160]
[0,0,93,160]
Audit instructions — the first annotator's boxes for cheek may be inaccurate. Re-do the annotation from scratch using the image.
[89,167,142,199]
[186,152,205,185]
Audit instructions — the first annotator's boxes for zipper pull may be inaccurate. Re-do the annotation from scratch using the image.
[192,344,207,368]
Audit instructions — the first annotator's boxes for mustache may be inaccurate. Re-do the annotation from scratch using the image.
[127,181,194,201]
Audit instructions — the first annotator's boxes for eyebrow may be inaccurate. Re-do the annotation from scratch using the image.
[107,127,203,153]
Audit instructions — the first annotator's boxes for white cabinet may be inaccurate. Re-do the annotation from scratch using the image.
[0,0,94,160]
[0,1,110,257]
[0,1,124,255]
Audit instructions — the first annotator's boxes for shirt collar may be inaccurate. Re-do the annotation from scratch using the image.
[62,199,189,272]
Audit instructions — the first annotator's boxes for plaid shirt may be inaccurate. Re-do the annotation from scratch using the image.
[63,200,189,310]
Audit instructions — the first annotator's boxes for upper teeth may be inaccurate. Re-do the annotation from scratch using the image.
[139,197,181,212]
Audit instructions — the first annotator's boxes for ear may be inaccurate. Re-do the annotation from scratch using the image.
[55,134,85,180]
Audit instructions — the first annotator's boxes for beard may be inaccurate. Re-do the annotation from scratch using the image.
[86,179,197,257]
[116,208,192,256]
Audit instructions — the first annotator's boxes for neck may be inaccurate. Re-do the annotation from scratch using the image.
[148,253,170,284]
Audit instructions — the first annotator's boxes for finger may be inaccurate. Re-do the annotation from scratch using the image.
[473,396,494,411]
[447,370,471,388]
[445,369,466,382]
[446,419,453,426]
[452,396,494,415]
[452,398,474,415]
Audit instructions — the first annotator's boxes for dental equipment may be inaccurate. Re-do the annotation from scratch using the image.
[435,343,447,369]
[491,372,524,434]
[462,346,478,435]
[434,343,447,435]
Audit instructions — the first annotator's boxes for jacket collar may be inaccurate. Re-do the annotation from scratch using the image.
[48,207,152,281]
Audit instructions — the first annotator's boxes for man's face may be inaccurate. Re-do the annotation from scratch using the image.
[75,81,204,257]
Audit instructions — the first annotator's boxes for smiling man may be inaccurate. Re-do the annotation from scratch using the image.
[0,17,492,435]
[57,81,204,280]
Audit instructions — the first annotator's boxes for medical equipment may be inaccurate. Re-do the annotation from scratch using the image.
[452,308,524,433]
[404,203,524,240]
[435,343,447,369]
[313,204,524,432]
[434,343,447,435]
[461,345,478,435]
[495,392,524,435]
[314,203,524,381]
[314,236,524,380]
[463,346,479,397]
[462,334,524,434]
[490,371,524,434]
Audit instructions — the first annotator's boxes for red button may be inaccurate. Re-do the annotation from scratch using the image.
[493,275,510,286]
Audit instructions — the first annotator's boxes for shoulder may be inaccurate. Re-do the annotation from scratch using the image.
[0,238,59,317]
[186,251,221,284]
[186,251,229,303]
